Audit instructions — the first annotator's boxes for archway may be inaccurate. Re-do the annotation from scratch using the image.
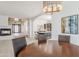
[33,14,52,40]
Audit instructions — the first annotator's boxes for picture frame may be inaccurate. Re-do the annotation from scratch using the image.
[61,14,78,34]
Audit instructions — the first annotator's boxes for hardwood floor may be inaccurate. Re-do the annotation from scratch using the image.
[18,40,79,57]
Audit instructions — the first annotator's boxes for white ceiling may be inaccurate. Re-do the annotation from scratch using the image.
[0,1,79,19]
[0,1,42,18]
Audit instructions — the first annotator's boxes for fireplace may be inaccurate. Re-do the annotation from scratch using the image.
[0,28,11,36]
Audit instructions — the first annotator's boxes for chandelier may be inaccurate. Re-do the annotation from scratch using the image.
[43,1,63,13]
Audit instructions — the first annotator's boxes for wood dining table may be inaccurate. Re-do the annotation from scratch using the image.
[18,40,79,57]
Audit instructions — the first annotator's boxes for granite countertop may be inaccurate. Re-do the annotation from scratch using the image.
[0,33,28,40]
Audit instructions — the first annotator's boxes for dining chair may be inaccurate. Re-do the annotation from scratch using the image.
[12,37,27,57]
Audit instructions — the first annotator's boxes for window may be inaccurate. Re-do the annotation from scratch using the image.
[12,24,21,33]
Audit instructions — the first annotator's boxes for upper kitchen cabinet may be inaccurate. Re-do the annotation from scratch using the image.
[8,17,26,25]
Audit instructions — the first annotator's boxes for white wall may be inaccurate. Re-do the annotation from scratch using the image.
[21,19,29,34]
[0,15,8,26]
[29,18,33,38]
[0,15,12,29]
